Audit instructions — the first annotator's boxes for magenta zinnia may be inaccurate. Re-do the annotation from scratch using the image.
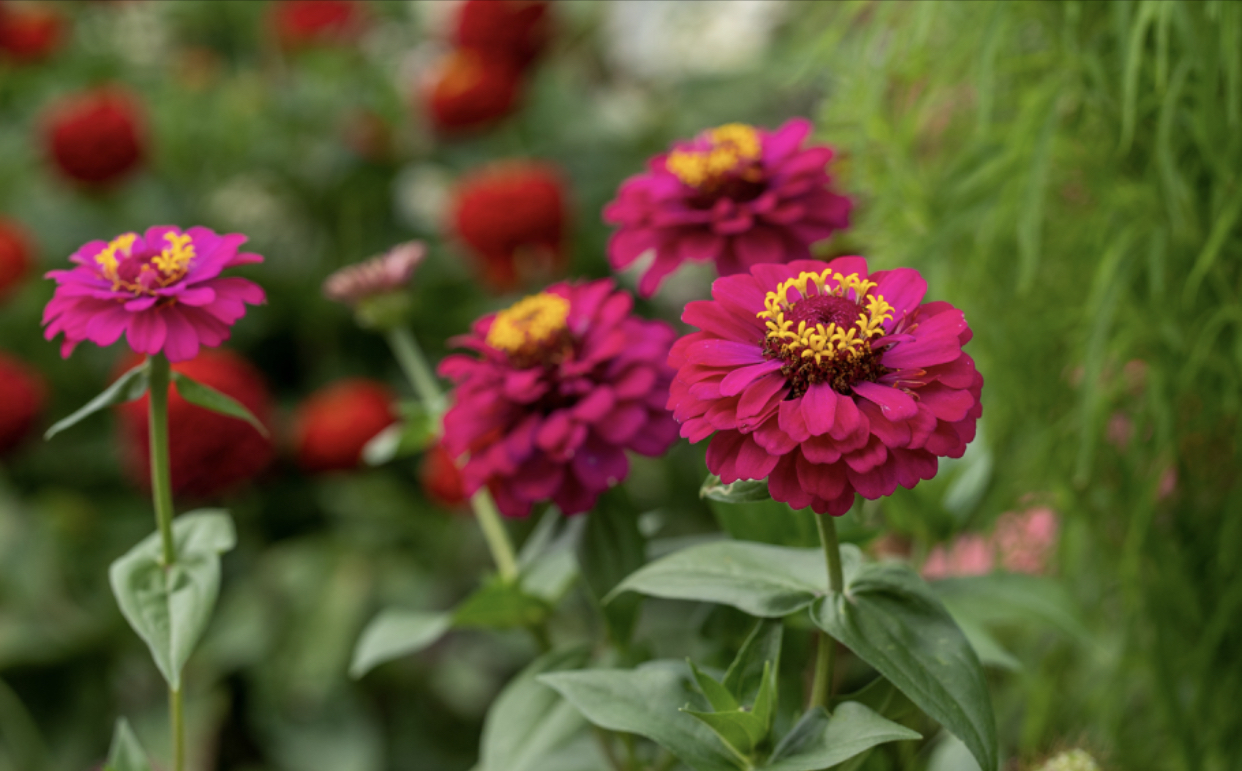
[669,257,982,515]
[440,279,679,517]
[604,118,852,297]
[43,226,265,362]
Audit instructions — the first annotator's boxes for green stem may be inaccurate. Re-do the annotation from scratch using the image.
[170,687,184,771]
[384,327,520,583]
[147,355,177,567]
[811,513,844,709]
[149,355,184,771]
[386,326,445,414]
[471,488,520,583]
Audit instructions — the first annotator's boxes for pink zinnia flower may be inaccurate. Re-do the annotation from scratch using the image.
[439,279,679,517]
[668,256,982,515]
[604,119,852,297]
[994,507,1059,575]
[43,226,265,362]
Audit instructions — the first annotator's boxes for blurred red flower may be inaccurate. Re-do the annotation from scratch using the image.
[43,87,145,187]
[293,378,396,474]
[420,441,467,508]
[0,352,45,456]
[270,0,364,49]
[0,1,64,64]
[0,217,34,300]
[453,0,551,68]
[426,48,522,134]
[449,161,567,291]
[117,349,275,499]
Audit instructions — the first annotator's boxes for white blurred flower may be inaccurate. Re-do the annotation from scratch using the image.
[77,1,172,67]
[409,0,463,40]
[393,164,453,233]
[206,176,310,270]
[592,84,657,139]
[604,0,788,82]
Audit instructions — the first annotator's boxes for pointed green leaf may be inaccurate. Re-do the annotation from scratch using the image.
[453,577,550,629]
[171,371,269,437]
[103,718,152,771]
[610,542,861,618]
[577,489,646,644]
[108,510,236,689]
[810,561,998,771]
[689,661,739,713]
[541,662,745,771]
[519,512,582,603]
[350,609,452,678]
[723,620,784,703]
[701,474,772,503]
[480,648,592,771]
[682,706,766,760]
[750,661,776,735]
[44,363,148,440]
[362,400,435,466]
[761,703,921,771]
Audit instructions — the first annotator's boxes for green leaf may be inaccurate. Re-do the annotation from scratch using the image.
[349,609,452,678]
[761,703,921,771]
[171,371,269,437]
[103,719,152,771]
[541,662,746,771]
[689,661,740,713]
[723,620,784,701]
[577,489,646,644]
[453,577,550,629]
[709,498,820,548]
[682,705,766,761]
[108,510,236,690]
[931,573,1089,641]
[810,562,998,771]
[44,363,148,440]
[362,401,435,466]
[610,541,860,618]
[480,647,592,771]
[701,474,772,503]
[519,511,582,603]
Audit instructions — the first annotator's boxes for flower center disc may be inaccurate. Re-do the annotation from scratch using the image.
[666,123,764,198]
[486,291,571,364]
[94,232,196,297]
[757,270,894,396]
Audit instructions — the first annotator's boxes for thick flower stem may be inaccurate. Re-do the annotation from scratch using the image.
[384,327,519,583]
[471,488,520,583]
[148,355,184,771]
[386,326,445,416]
[170,687,184,771]
[810,513,845,710]
[147,355,177,567]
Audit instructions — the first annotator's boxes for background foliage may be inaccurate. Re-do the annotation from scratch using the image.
[0,2,1239,770]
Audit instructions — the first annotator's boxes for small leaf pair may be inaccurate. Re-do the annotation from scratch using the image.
[684,622,782,762]
[45,361,267,440]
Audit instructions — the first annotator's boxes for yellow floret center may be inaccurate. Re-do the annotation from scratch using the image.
[94,231,197,295]
[486,292,571,355]
[757,270,894,365]
[666,123,762,188]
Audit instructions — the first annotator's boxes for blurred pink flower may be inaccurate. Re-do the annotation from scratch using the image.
[323,241,426,306]
[43,226,265,362]
[995,507,1059,575]
[923,535,994,580]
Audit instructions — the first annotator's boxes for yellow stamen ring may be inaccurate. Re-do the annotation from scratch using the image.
[486,292,571,356]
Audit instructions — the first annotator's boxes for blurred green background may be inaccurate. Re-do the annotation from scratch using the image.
[0,1,1239,770]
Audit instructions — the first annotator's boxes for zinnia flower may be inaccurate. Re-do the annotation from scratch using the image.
[453,0,551,68]
[117,349,274,499]
[293,378,397,474]
[420,441,468,508]
[994,507,1058,575]
[921,535,994,580]
[668,256,982,515]
[0,351,45,456]
[42,87,145,187]
[604,119,852,297]
[425,48,522,133]
[322,241,425,307]
[440,279,679,517]
[270,0,364,49]
[450,161,567,291]
[0,217,34,300]
[43,225,266,362]
[0,0,64,64]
